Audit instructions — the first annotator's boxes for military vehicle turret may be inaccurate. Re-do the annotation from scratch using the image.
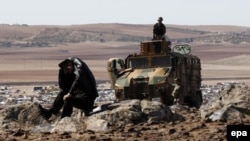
[107,40,202,108]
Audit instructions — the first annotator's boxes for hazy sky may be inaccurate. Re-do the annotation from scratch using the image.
[1,0,250,27]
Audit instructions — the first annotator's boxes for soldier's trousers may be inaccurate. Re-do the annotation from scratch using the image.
[49,90,95,118]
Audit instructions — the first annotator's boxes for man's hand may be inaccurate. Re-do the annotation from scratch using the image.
[63,93,71,101]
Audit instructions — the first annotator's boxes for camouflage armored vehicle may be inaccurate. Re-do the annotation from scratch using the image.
[107,40,202,108]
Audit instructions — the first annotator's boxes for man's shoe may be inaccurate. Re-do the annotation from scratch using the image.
[82,109,93,117]
[38,104,52,120]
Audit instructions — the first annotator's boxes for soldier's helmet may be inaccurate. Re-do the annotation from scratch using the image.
[158,17,163,21]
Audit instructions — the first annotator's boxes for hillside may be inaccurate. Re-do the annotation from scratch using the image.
[1,23,250,141]
[1,24,250,48]
[1,23,250,84]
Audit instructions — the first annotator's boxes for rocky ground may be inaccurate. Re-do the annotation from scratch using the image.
[0,82,250,141]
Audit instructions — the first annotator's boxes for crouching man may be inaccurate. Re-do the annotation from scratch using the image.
[39,57,98,119]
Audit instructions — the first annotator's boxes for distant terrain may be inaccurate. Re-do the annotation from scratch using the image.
[0,23,250,84]
[1,24,250,47]
[1,23,250,141]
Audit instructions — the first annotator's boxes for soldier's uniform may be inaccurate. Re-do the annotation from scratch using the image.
[172,83,180,98]
[153,17,166,40]
[171,78,181,104]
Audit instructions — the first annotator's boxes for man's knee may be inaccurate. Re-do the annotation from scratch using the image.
[64,96,73,103]
[58,90,67,97]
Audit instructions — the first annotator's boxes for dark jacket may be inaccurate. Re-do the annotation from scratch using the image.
[58,57,98,99]
[153,23,166,37]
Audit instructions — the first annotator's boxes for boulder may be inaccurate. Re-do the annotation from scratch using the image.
[200,83,250,122]
[0,99,175,133]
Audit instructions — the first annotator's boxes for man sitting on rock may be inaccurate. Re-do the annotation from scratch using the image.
[39,57,99,119]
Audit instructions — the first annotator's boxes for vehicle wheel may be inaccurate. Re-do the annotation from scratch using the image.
[184,92,202,109]
[161,93,174,106]
[194,92,202,109]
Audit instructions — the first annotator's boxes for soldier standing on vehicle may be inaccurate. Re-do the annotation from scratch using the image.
[153,17,166,40]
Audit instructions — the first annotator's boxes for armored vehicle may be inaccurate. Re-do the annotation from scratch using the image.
[107,40,202,108]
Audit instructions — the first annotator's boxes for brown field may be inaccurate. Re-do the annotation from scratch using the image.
[1,24,250,85]
[0,42,139,83]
